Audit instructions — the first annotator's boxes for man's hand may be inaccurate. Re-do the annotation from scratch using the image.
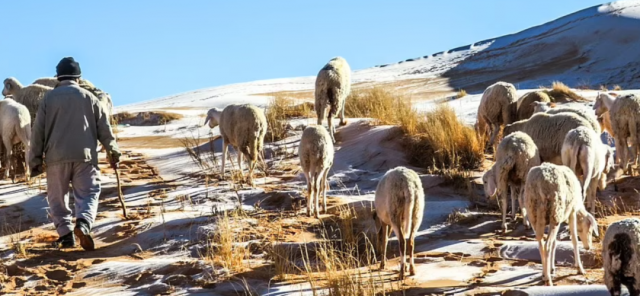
[108,150,121,170]
[30,164,44,178]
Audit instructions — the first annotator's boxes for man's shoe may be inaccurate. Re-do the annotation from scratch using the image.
[74,219,95,251]
[53,231,75,249]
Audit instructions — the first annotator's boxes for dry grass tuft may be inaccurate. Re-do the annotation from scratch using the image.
[456,89,468,99]
[265,96,314,142]
[613,85,623,91]
[203,209,250,275]
[344,87,416,126]
[343,87,484,172]
[113,111,183,126]
[542,81,587,102]
[403,104,485,171]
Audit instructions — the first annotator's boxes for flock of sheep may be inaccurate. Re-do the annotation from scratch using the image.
[3,57,639,292]
[478,81,640,292]
[199,56,640,290]
[0,77,113,181]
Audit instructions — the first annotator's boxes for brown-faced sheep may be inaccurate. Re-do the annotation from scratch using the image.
[315,56,351,144]
[503,112,594,165]
[524,162,599,286]
[204,104,267,187]
[603,218,640,296]
[483,131,541,233]
[516,91,552,120]
[0,98,31,182]
[2,78,52,123]
[561,126,615,213]
[476,81,518,152]
[593,92,640,175]
[298,125,334,218]
[373,166,425,280]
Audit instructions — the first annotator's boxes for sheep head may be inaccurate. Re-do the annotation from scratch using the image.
[593,92,611,117]
[482,167,497,199]
[204,108,222,128]
[577,210,599,250]
[2,77,22,97]
[530,101,553,114]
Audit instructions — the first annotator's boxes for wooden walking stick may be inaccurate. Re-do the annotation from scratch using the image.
[111,160,128,219]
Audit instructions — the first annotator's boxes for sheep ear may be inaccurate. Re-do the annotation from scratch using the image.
[588,215,599,237]
[204,116,210,126]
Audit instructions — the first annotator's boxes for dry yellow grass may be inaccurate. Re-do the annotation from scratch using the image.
[542,81,587,102]
[112,111,183,126]
[613,85,623,91]
[204,210,250,274]
[456,89,467,99]
[344,87,484,171]
[265,95,314,142]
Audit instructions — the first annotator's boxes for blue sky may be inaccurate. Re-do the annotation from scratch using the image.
[1,0,606,107]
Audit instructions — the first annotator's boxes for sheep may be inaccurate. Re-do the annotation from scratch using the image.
[561,126,615,213]
[2,77,52,123]
[476,81,518,152]
[524,162,599,286]
[516,91,552,120]
[315,56,351,144]
[372,166,425,280]
[593,92,640,175]
[531,102,602,134]
[503,112,594,165]
[298,125,334,218]
[203,103,267,187]
[0,97,31,182]
[483,131,541,233]
[603,218,640,296]
[32,77,59,88]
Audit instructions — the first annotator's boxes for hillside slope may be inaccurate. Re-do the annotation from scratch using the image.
[119,0,640,112]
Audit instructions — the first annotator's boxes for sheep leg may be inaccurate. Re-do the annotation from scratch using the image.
[500,190,508,234]
[3,138,12,181]
[316,105,326,127]
[537,237,548,283]
[379,224,389,270]
[396,227,407,280]
[327,113,336,144]
[616,137,630,175]
[626,284,639,296]
[408,228,416,276]
[510,186,518,220]
[313,171,322,219]
[488,123,500,153]
[339,100,347,126]
[587,180,598,214]
[304,171,311,217]
[221,142,229,179]
[569,213,586,275]
[518,190,530,229]
[248,159,256,188]
[608,278,622,296]
[237,151,244,183]
[321,167,329,214]
[544,225,560,286]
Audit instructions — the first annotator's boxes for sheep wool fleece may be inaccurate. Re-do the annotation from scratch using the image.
[47,162,101,236]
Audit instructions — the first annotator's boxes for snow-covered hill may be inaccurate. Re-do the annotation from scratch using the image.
[119,0,640,112]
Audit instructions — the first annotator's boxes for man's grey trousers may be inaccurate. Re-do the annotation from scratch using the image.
[46,162,101,236]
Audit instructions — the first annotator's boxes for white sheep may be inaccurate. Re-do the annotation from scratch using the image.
[483,131,541,233]
[0,98,31,182]
[524,162,599,286]
[315,56,351,144]
[476,81,518,152]
[204,103,267,187]
[298,125,334,218]
[503,112,594,165]
[531,102,602,134]
[593,92,640,175]
[2,77,52,123]
[32,77,59,88]
[561,126,615,213]
[603,218,640,296]
[373,166,425,280]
